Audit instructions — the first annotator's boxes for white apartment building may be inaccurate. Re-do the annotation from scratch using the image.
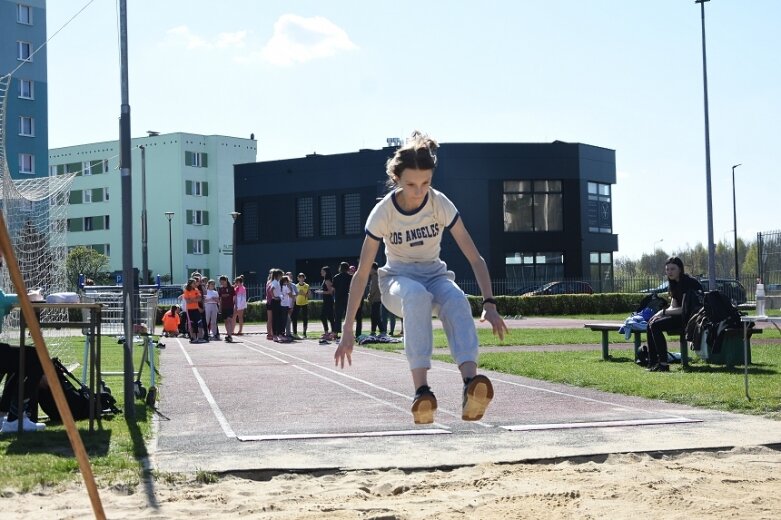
[49,132,257,284]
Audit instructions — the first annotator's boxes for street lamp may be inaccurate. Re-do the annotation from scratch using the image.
[653,238,664,252]
[165,212,174,284]
[732,163,741,279]
[230,211,240,279]
[696,0,716,291]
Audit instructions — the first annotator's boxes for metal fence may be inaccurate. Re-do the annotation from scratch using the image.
[758,229,781,289]
[156,269,781,306]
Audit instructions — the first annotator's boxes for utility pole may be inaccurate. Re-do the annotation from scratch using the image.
[119,0,135,420]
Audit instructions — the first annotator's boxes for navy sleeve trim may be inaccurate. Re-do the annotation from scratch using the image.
[445,212,460,230]
[365,229,382,241]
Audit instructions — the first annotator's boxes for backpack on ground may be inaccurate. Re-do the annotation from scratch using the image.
[686,290,751,358]
[38,357,120,421]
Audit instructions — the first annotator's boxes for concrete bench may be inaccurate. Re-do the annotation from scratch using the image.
[584,322,763,367]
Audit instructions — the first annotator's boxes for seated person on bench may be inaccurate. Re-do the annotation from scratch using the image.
[646,256,703,372]
[0,342,46,432]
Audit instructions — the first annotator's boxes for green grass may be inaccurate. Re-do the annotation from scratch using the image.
[369,325,781,417]
[0,335,158,492]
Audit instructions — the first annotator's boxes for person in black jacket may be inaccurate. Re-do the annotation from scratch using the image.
[646,256,703,372]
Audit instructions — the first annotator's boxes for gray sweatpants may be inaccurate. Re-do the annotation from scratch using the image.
[379,260,478,370]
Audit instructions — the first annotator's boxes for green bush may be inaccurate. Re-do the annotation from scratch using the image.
[467,293,647,317]
[156,294,643,323]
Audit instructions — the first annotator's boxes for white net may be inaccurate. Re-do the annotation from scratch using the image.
[1,74,77,362]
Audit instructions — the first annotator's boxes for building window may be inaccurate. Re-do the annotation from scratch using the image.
[17,41,32,61]
[17,4,33,24]
[104,187,110,201]
[19,79,34,99]
[84,217,93,231]
[185,180,209,196]
[590,252,614,291]
[587,182,612,234]
[505,251,564,280]
[19,153,34,175]
[503,180,563,232]
[187,239,209,255]
[242,201,258,241]
[83,189,92,204]
[296,197,314,238]
[104,215,110,229]
[187,210,209,225]
[19,116,34,136]
[185,151,208,168]
[319,195,337,237]
[343,193,361,235]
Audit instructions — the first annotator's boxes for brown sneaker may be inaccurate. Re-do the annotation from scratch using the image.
[462,375,494,421]
[411,385,437,425]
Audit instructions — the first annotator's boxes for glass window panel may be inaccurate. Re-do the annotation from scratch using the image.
[588,182,597,194]
[343,193,361,235]
[601,252,612,264]
[533,180,561,192]
[243,201,259,241]
[590,252,599,264]
[296,197,313,238]
[503,193,533,231]
[533,193,563,231]
[599,184,611,196]
[320,195,337,236]
[503,180,531,193]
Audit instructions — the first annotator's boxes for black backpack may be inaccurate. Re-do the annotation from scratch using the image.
[703,290,742,329]
[38,358,120,421]
[686,290,748,355]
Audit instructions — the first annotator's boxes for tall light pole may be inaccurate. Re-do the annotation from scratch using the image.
[230,211,240,280]
[653,238,664,252]
[165,212,174,284]
[696,0,716,291]
[139,144,148,285]
[732,163,741,280]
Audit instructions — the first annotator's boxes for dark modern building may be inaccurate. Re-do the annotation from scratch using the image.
[233,141,617,291]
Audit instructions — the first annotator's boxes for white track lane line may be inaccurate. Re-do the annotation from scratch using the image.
[354,347,694,421]
[239,339,487,427]
[177,340,237,439]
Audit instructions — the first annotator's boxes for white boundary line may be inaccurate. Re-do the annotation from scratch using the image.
[503,417,702,431]
[240,339,491,427]
[238,428,450,442]
[177,340,237,439]
[238,342,453,428]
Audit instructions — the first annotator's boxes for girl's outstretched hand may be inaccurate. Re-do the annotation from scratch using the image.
[480,307,508,340]
[335,330,355,368]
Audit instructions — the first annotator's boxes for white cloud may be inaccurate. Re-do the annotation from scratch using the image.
[164,26,247,51]
[258,14,358,66]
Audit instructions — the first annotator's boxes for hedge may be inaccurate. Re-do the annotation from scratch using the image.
[153,294,649,324]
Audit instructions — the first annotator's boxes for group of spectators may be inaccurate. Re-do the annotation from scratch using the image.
[161,271,248,343]
[321,262,401,341]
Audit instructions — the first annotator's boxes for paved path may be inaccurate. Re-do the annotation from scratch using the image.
[151,322,781,474]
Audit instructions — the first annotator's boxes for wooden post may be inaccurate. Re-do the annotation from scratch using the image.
[0,212,106,519]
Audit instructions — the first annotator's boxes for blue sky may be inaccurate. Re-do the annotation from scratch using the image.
[44,1,780,260]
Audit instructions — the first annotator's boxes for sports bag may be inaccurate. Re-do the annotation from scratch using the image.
[38,357,120,421]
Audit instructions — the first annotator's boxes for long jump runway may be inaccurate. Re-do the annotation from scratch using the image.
[152,334,781,473]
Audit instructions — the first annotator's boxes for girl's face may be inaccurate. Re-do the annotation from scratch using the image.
[397,168,433,207]
[320,269,326,277]
[665,263,682,281]
[208,282,215,289]
[298,275,305,283]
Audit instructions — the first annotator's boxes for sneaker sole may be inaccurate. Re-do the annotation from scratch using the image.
[411,394,437,425]
[462,375,494,421]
